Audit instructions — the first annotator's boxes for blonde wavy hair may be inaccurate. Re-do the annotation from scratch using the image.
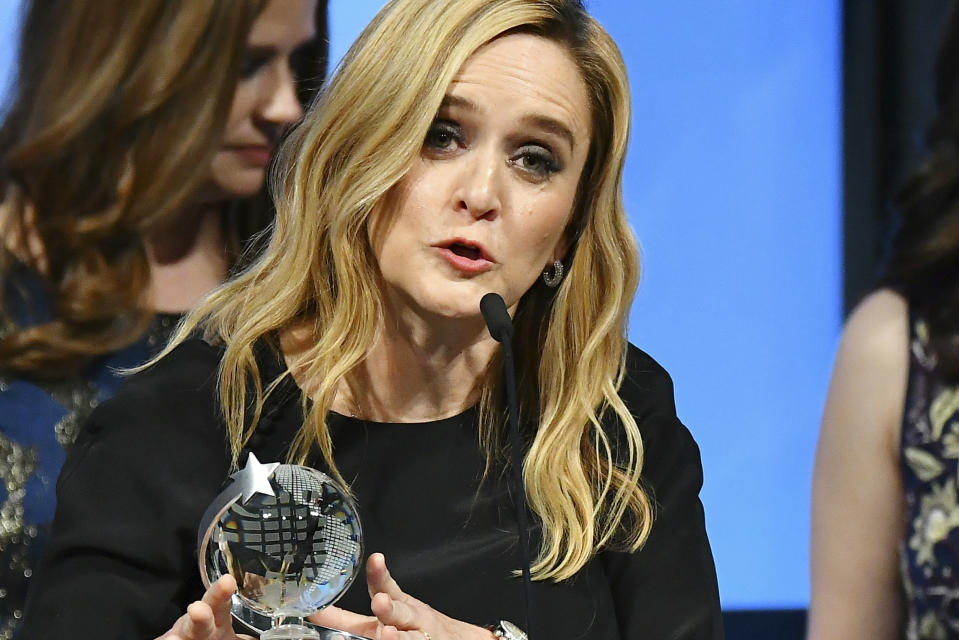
[170,0,648,581]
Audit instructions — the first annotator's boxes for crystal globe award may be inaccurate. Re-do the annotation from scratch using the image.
[198,453,366,639]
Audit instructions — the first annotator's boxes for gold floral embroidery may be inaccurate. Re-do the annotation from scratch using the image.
[905,446,946,481]
[918,610,948,640]
[931,388,959,441]
[943,423,959,458]
[910,478,959,567]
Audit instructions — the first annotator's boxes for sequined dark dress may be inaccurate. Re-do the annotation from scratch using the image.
[0,268,180,639]
[900,312,959,638]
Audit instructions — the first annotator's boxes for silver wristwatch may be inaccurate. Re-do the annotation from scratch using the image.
[488,620,527,640]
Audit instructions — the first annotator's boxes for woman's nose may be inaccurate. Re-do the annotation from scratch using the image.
[258,61,304,127]
[455,149,503,220]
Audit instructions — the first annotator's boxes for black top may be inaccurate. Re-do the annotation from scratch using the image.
[21,339,722,639]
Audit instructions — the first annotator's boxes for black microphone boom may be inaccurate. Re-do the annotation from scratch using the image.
[480,292,513,343]
[480,292,534,640]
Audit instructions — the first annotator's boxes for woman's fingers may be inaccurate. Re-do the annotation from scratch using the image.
[202,574,237,629]
[184,601,218,638]
[377,624,400,640]
[155,575,243,640]
[366,554,437,636]
[308,604,380,638]
[371,592,418,629]
[366,553,405,601]
[156,603,216,640]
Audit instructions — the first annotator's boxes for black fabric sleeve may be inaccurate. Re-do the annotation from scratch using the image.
[19,340,231,639]
[600,345,724,639]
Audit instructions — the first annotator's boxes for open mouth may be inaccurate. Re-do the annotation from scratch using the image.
[448,242,482,260]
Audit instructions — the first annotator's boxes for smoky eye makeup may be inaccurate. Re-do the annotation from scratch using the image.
[423,119,465,154]
[510,143,561,181]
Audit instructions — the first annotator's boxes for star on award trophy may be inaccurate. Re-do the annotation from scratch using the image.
[198,453,367,640]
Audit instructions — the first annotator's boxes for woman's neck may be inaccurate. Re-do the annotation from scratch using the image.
[347,319,497,422]
[284,306,500,424]
[145,204,228,313]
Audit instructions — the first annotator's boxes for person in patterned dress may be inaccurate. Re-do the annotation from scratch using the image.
[0,1,327,637]
[809,4,959,638]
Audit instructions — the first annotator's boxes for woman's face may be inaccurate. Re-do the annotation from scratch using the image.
[372,33,592,323]
[208,0,317,200]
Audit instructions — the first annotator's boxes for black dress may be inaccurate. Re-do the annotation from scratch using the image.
[20,339,722,639]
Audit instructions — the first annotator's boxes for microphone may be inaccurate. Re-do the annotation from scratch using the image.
[480,292,513,343]
[480,293,534,640]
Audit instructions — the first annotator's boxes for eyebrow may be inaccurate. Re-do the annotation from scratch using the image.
[440,94,477,111]
[247,38,316,55]
[521,114,576,152]
[439,94,577,152]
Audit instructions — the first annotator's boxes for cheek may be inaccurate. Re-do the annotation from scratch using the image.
[519,192,576,256]
[222,84,257,140]
[374,168,444,251]
[369,180,416,258]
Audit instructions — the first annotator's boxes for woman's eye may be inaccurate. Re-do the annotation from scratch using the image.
[240,53,271,79]
[424,122,462,152]
[512,146,560,180]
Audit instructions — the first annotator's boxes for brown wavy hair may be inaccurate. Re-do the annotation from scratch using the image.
[883,3,959,378]
[0,0,328,380]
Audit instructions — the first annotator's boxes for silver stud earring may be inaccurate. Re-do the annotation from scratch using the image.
[542,260,564,288]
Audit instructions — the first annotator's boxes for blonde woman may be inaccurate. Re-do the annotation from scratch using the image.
[0,1,325,636]
[23,0,721,638]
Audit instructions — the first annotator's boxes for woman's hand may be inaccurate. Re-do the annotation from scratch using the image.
[310,553,495,640]
[156,575,255,640]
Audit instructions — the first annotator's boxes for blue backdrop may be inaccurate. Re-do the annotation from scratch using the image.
[0,0,841,611]
[328,0,842,611]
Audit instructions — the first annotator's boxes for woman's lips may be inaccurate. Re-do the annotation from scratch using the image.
[434,240,494,274]
[230,145,272,166]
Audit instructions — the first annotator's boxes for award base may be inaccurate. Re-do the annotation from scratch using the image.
[230,598,369,639]
[262,623,321,639]
[260,621,366,640]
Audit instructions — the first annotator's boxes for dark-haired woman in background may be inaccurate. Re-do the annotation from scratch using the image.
[0,1,326,636]
[809,5,959,638]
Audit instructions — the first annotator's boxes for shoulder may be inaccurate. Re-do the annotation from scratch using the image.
[81,339,224,444]
[103,338,221,400]
[616,343,700,486]
[111,338,222,398]
[816,288,908,482]
[620,342,678,417]
[836,288,909,376]
[54,338,233,535]
[823,289,909,443]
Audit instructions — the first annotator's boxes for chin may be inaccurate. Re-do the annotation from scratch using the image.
[209,160,267,200]
[419,287,490,321]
